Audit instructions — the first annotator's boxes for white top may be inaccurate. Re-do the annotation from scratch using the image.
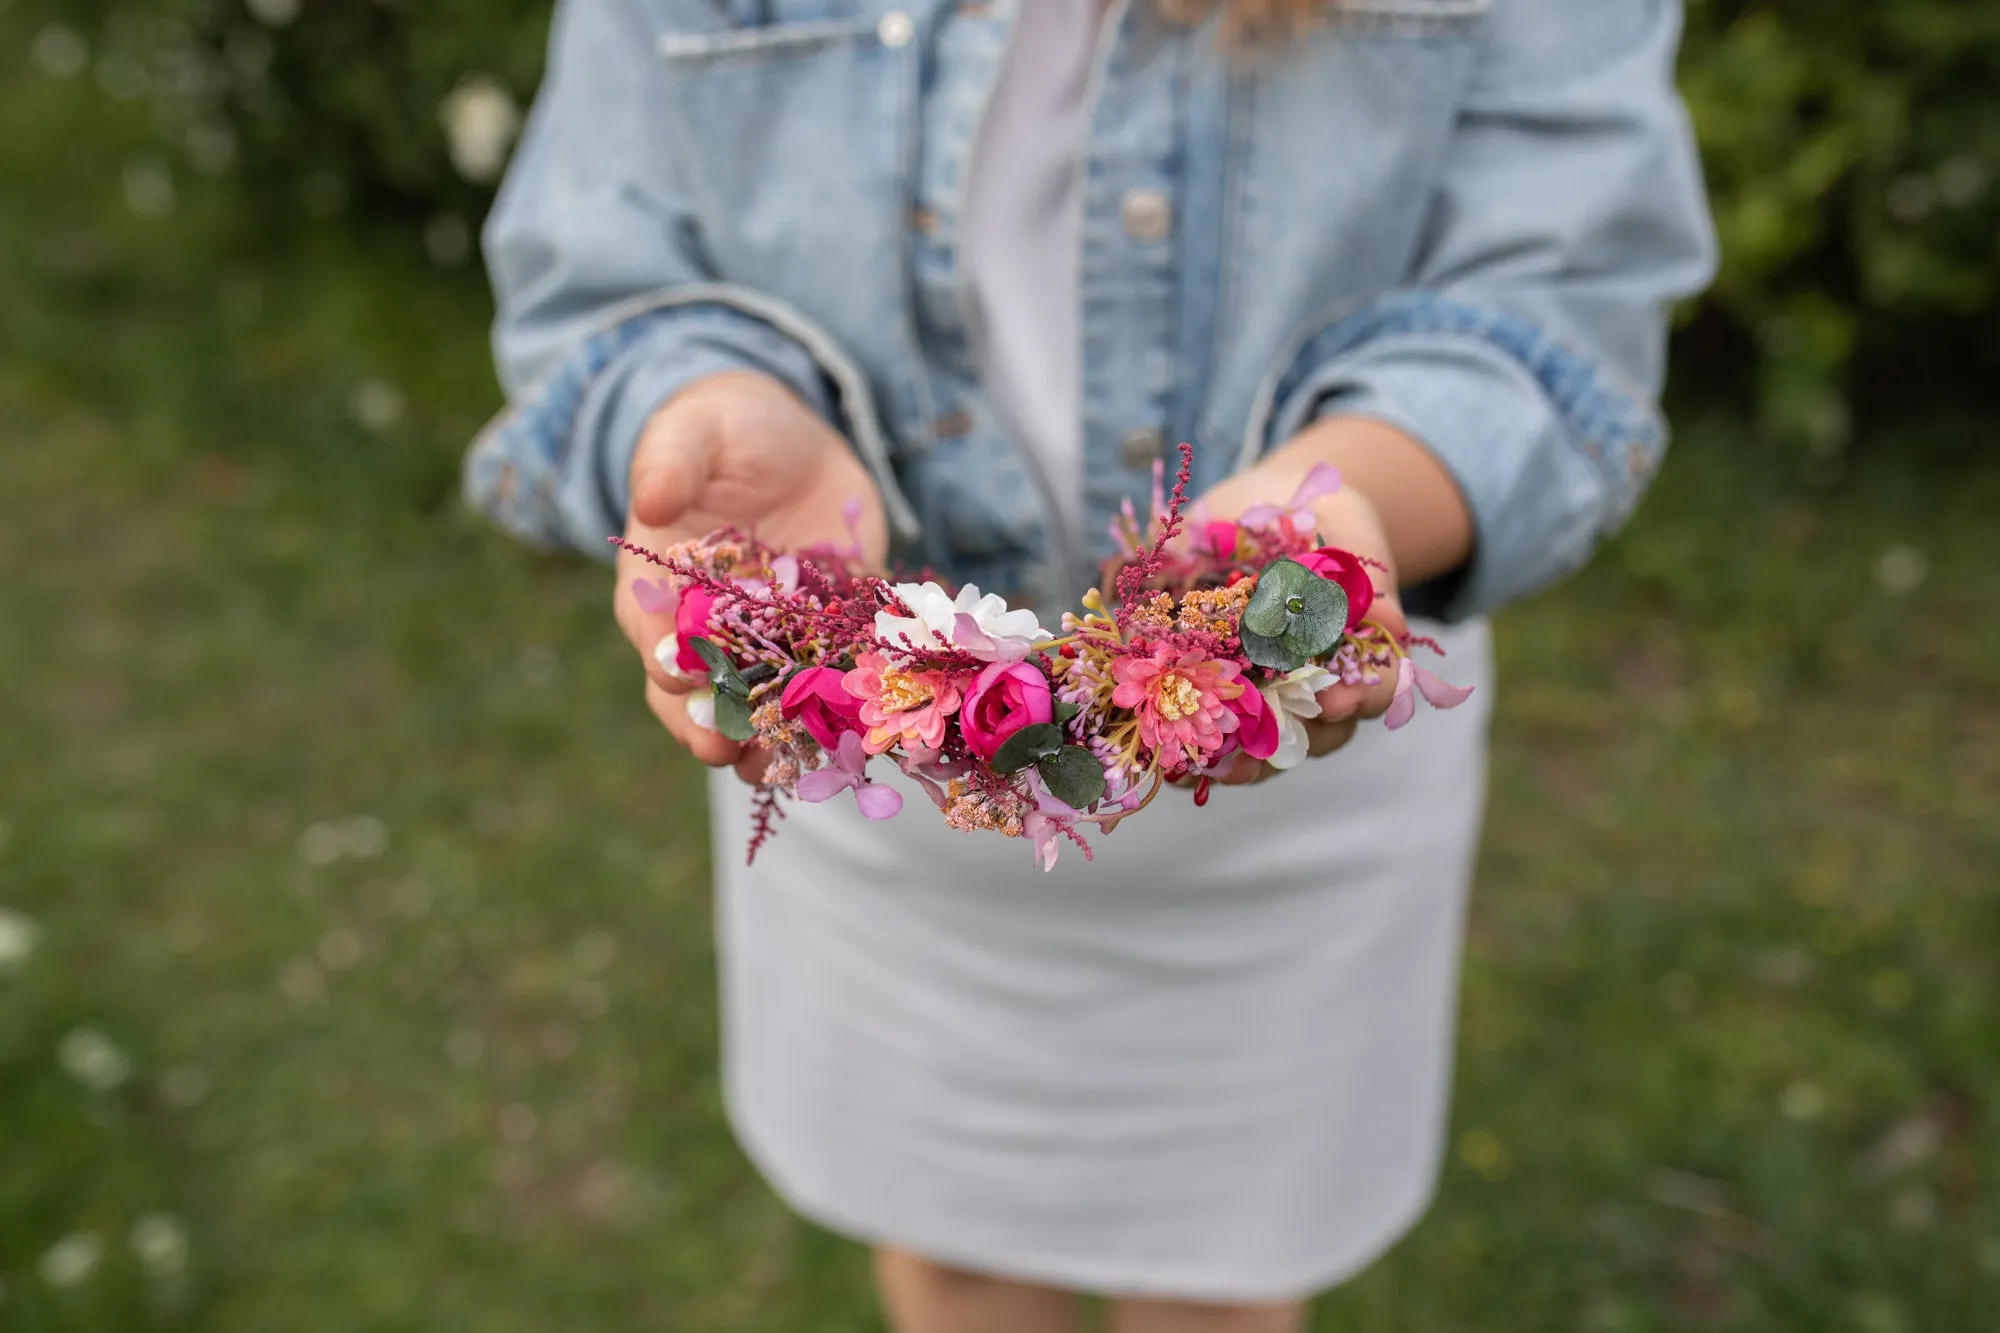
[959,0,1105,546]
[704,5,1498,1301]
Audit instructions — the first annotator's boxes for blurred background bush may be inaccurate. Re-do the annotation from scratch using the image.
[43,0,2000,463]
[2,2,1995,1330]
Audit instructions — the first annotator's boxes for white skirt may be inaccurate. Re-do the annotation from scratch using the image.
[710,617,1493,1302]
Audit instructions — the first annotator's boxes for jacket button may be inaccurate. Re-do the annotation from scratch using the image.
[1120,188,1173,242]
[1119,427,1165,469]
[877,10,915,47]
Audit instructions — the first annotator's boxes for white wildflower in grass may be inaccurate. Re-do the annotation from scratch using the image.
[30,26,88,79]
[38,1232,102,1288]
[122,157,176,219]
[348,380,405,434]
[246,0,301,26]
[186,122,238,176]
[340,814,388,859]
[0,907,40,973]
[1874,545,1928,597]
[440,76,521,184]
[57,1026,133,1092]
[129,1214,190,1276]
[296,820,344,866]
[573,929,619,973]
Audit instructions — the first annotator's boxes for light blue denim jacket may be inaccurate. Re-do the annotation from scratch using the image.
[467,0,1714,619]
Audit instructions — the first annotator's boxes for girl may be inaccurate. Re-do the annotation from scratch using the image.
[466,1,1714,1328]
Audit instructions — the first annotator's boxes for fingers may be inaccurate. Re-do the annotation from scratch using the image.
[645,679,743,768]
[629,410,718,530]
[734,744,774,786]
[612,551,701,697]
[1303,715,1359,759]
[1212,753,1269,786]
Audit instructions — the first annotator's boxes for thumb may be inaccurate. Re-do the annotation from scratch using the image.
[630,412,718,529]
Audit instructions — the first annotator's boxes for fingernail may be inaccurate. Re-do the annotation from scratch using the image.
[684,689,717,732]
[652,633,694,682]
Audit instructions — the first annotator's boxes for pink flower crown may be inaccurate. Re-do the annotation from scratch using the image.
[616,447,1470,871]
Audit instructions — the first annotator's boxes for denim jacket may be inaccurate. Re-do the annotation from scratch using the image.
[466,0,1714,619]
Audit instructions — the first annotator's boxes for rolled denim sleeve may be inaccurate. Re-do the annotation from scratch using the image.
[465,0,914,559]
[1263,0,1717,619]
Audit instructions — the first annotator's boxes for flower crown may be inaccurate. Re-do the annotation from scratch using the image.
[616,446,1469,871]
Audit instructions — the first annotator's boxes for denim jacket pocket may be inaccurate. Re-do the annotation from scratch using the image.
[655,12,887,62]
[1332,0,1492,38]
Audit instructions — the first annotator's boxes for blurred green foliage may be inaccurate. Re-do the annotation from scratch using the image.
[5,4,1999,1330]
[46,0,2000,470]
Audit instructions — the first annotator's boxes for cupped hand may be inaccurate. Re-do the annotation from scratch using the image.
[611,371,887,782]
[1192,462,1409,787]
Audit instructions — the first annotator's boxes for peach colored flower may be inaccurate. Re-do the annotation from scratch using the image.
[843,651,963,755]
[1109,648,1244,763]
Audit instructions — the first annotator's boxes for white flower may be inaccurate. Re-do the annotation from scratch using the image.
[129,1214,190,1276]
[57,1027,132,1092]
[440,76,521,184]
[38,1233,102,1288]
[0,907,39,973]
[247,0,302,27]
[1261,665,1336,771]
[875,582,1048,659]
[684,689,717,732]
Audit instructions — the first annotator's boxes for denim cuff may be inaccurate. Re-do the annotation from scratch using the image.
[466,300,855,561]
[1264,294,1667,620]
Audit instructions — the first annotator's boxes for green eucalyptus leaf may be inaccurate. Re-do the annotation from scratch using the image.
[1052,699,1081,727]
[740,661,779,687]
[1036,745,1106,810]
[712,689,754,742]
[991,722,1064,775]
[687,636,747,694]
[1239,625,1308,673]
[1240,560,1347,662]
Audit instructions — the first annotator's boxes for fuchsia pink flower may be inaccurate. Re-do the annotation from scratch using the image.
[780,665,866,749]
[796,731,903,820]
[649,584,721,679]
[844,652,963,755]
[1295,547,1375,632]
[1383,656,1476,730]
[1110,649,1244,764]
[1200,520,1240,559]
[1219,676,1281,762]
[958,660,1055,761]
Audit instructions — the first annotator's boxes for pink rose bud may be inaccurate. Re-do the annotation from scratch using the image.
[1202,520,1240,559]
[1295,547,1375,632]
[673,586,719,675]
[780,665,866,750]
[958,660,1056,761]
[1221,678,1281,762]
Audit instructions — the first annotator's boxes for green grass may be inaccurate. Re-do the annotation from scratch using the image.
[2,11,1996,1331]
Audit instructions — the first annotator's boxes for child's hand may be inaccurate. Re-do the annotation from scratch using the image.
[1193,464,1409,786]
[612,371,887,781]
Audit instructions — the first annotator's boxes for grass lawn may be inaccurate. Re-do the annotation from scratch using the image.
[2,11,1996,1331]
